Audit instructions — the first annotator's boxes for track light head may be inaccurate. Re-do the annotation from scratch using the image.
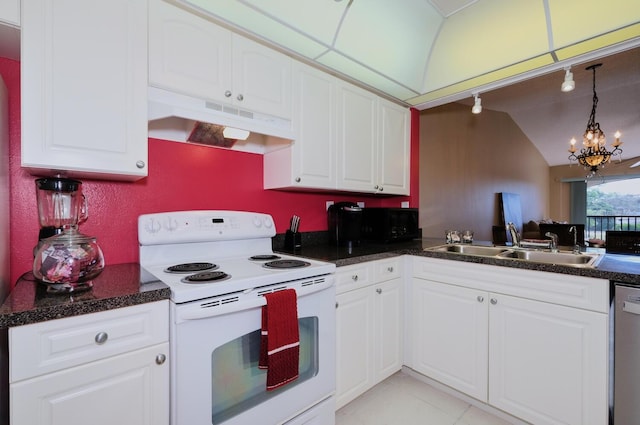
[561,68,575,92]
[471,94,482,114]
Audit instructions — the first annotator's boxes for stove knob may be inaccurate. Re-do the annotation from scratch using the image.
[145,218,161,234]
[164,217,178,231]
[253,216,263,228]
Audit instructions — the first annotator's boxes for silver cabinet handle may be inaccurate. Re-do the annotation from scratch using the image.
[335,302,339,309]
[477,295,484,303]
[95,332,108,345]
[224,90,232,98]
[236,94,244,101]
[490,298,498,305]
[374,185,379,190]
[376,288,382,294]
[379,186,384,192]
[155,354,166,365]
[387,266,394,272]
[295,177,301,182]
[352,275,358,281]
[135,160,145,169]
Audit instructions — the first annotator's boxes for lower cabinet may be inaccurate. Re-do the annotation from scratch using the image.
[11,343,169,425]
[410,257,609,425]
[9,301,170,425]
[335,258,403,409]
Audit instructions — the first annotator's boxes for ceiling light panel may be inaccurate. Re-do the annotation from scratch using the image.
[548,0,640,50]
[424,0,548,93]
[334,0,442,91]
[317,50,419,100]
[182,0,330,58]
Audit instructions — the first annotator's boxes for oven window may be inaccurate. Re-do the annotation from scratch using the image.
[211,316,319,424]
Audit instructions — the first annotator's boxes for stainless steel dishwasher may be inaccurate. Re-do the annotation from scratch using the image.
[614,283,640,424]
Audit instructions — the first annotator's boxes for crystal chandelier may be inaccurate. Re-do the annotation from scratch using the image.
[568,63,623,178]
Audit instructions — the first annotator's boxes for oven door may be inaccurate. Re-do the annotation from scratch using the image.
[170,276,336,425]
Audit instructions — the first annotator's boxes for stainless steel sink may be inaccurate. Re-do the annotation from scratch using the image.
[497,250,602,268]
[426,244,602,268]
[428,244,511,256]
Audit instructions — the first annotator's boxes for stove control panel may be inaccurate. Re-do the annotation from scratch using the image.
[138,210,276,245]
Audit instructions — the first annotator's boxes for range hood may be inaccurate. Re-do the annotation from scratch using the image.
[148,86,294,154]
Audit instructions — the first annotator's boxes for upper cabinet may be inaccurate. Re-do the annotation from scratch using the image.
[265,65,410,195]
[148,0,292,120]
[21,0,148,181]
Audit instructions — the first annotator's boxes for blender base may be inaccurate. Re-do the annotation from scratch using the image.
[44,281,94,295]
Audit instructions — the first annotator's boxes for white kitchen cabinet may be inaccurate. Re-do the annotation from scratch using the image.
[9,301,170,425]
[410,256,609,425]
[149,0,292,120]
[411,279,488,401]
[264,62,336,190]
[21,0,148,181]
[377,98,410,194]
[0,0,19,26]
[335,258,403,409]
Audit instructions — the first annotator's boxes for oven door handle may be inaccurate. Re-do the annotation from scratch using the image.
[177,277,335,321]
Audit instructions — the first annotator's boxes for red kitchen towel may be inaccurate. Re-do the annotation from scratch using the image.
[258,289,300,391]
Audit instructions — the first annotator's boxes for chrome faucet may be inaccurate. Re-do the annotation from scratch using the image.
[545,232,559,252]
[569,226,580,254]
[507,222,521,247]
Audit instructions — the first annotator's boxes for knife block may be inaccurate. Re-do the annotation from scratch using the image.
[284,230,301,250]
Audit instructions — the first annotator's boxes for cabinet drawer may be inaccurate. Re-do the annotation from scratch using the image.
[10,301,169,382]
[336,263,374,294]
[374,257,403,282]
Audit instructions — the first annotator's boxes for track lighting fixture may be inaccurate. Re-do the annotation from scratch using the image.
[561,67,575,92]
[471,93,482,114]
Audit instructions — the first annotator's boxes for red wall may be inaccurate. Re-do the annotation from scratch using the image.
[1,57,419,287]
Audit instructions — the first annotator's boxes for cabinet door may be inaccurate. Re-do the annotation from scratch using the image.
[21,0,148,180]
[374,278,403,383]
[336,81,377,193]
[148,0,232,101]
[232,35,292,119]
[411,278,489,401]
[489,294,608,425]
[377,99,410,195]
[291,62,336,188]
[335,287,374,409]
[11,343,170,425]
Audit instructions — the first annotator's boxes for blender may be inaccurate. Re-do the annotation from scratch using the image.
[32,177,104,293]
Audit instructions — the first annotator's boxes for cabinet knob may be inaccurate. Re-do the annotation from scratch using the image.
[136,160,145,169]
[490,298,498,305]
[295,177,301,183]
[335,302,339,309]
[155,354,167,365]
[224,90,232,98]
[379,186,384,192]
[376,288,382,294]
[477,295,484,303]
[95,332,108,345]
[387,266,394,272]
[351,275,358,281]
[237,94,244,101]
[374,185,379,190]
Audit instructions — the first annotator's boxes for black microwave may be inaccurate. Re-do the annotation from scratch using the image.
[361,208,420,243]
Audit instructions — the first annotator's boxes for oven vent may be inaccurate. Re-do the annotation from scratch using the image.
[301,277,326,287]
[201,295,240,309]
[257,286,288,296]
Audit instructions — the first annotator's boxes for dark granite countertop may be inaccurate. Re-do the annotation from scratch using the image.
[279,238,640,285]
[0,263,171,328]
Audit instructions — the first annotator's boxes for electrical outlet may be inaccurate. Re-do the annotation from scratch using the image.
[326,201,334,210]
[357,202,365,208]
[401,201,409,208]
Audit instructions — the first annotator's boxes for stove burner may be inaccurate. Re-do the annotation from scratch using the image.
[263,259,311,269]
[166,262,217,273]
[181,271,230,283]
[249,254,281,261]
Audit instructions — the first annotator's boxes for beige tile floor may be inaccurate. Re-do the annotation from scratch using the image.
[336,371,517,425]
